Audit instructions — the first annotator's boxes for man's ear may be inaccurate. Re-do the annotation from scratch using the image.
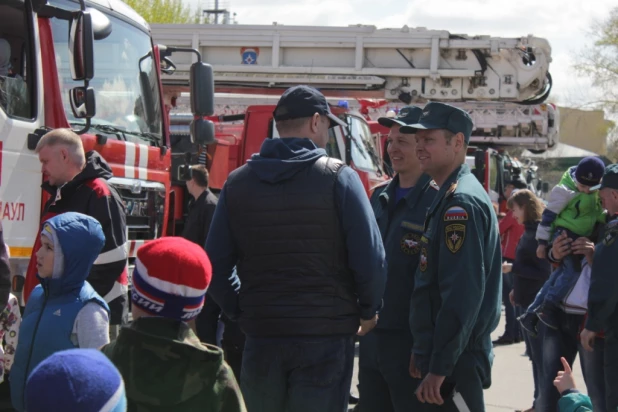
[455,132,465,151]
[59,147,70,163]
[310,113,321,133]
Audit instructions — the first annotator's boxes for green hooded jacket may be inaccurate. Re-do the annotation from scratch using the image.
[102,317,246,412]
[537,167,606,242]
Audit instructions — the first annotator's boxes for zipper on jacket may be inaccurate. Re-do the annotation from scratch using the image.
[22,284,49,408]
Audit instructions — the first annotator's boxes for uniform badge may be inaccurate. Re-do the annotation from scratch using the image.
[420,248,428,272]
[444,206,468,221]
[445,223,466,253]
[401,232,421,255]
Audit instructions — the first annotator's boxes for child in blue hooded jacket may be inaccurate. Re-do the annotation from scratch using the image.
[10,212,111,412]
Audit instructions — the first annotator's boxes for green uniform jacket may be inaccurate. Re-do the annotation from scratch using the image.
[370,174,439,332]
[586,215,618,333]
[410,164,502,377]
[557,391,593,412]
[102,317,246,412]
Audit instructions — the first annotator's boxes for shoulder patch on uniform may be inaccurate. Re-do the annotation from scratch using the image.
[443,206,468,221]
[445,223,466,253]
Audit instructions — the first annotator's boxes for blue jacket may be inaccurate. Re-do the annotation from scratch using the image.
[11,213,109,411]
[206,137,387,321]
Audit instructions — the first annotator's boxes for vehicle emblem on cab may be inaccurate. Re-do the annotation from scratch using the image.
[241,47,260,65]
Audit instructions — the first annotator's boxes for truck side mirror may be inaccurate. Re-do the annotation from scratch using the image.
[191,118,215,145]
[190,62,214,117]
[69,11,94,81]
[69,86,95,118]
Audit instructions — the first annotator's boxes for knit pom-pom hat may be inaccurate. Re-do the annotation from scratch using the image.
[131,237,212,321]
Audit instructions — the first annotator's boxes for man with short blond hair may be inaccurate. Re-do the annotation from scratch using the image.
[25,128,128,328]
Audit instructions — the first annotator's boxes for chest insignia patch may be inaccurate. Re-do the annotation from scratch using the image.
[445,223,466,253]
[401,232,421,255]
[444,206,468,221]
[420,247,428,272]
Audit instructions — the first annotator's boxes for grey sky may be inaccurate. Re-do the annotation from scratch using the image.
[190,0,614,106]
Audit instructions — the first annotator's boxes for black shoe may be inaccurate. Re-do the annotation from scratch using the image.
[492,335,515,345]
[518,313,538,338]
[348,394,359,405]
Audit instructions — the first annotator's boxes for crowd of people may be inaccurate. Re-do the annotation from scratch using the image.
[0,84,615,412]
[495,156,618,412]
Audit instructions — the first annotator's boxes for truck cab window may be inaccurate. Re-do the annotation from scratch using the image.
[347,115,381,173]
[0,2,32,119]
[51,11,163,146]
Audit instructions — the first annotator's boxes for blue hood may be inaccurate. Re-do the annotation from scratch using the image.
[247,138,327,183]
[39,212,105,296]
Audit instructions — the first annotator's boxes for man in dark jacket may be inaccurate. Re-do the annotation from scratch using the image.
[182,164,218,247]
[581,164,618,411]
[24,129,128,327]
[206,85,387,412]
[182,164,220,346]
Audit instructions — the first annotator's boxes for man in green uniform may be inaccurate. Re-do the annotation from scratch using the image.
[580,163,618,411]
[403,102,502,410]
[359,106,439,412]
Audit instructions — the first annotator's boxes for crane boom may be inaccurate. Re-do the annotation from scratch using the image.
[153,23,558,151]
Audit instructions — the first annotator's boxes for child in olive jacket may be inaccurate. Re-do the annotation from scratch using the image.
[102,237,245,412]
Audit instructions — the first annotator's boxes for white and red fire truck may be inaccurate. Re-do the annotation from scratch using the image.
[0,0,214,299]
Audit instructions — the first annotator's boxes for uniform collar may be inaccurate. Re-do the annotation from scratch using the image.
[427,163,471,217]
[379,174,433,208]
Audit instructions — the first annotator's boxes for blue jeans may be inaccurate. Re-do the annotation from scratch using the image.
[528,255,580,313]
[523,328,544,409]
[538,310,583,412]
[502,272,522,340]
[240,335,355,412]
[529,228,582,312]
[358,330,422,412]
[579,336,607,412]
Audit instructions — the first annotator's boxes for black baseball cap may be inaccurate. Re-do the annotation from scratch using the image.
[400,102,474,144]
[377,106,423,128]
[273,85,347,129]
[591,164,618,191]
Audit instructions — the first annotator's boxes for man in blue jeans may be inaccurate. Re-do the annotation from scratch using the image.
[206,85,387,412]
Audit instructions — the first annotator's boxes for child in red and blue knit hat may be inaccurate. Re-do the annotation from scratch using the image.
[102,237,246,412]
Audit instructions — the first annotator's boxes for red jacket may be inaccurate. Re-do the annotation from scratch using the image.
[500,210,525,260]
